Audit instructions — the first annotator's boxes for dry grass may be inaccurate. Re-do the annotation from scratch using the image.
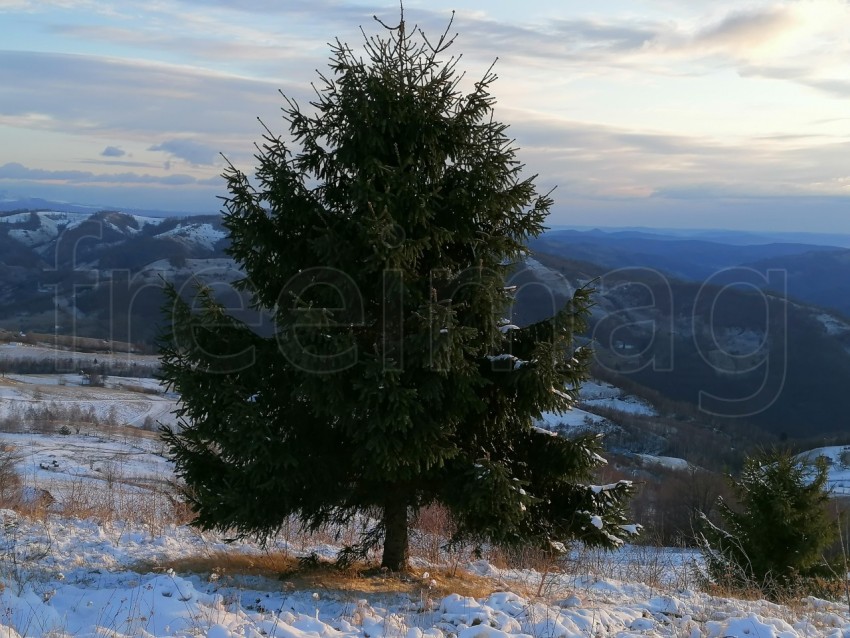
[703,573,850,608]
[137,551,521,599]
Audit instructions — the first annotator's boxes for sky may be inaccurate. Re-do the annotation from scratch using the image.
[1,0,849,232]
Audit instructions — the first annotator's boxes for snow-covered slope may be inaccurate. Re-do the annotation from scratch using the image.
[797,445,850,495]
[1,211,91,248]
[535,379,657,434]
[0,510,847,638]
[157,221,227,250]
[0,209,232,341]
[0,360,847,636]
[0,209,224,254]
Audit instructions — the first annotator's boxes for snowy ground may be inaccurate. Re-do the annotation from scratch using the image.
[9,430,172,496]
[0,425,847,637]
[798,446,850,496]
[578,380,657,416]
[1,369,849,636]
[0,510,848,638]
[633,454,691,471]
[0,371,179,430]
[534,379,657,433]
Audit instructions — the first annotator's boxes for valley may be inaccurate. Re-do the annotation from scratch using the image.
[2,209,850,636]
[0,342,848,637]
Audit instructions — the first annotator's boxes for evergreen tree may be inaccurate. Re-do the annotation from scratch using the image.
[159,13,637,571]
[698,448,836,596]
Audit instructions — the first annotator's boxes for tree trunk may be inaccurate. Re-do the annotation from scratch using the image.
[381,494,410,571]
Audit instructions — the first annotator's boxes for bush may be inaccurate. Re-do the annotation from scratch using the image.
[698,448,837,598]
[0,446,21,506]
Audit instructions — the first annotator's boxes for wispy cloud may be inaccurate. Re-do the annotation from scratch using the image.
[100,146,125,158]
[455,3,842,80]
[741,64,850,99]
[0,50,288,128]
[0,50,294,162]
[149,139,219,166]
[0,162,219,186]
[697,7,794,46]
[509,112,850,201]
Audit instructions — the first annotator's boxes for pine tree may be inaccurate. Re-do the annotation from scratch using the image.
[698,448,836,596]
[159,12,637,571]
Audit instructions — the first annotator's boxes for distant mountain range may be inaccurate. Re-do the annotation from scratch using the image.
[548,225,850,249]
[0,209,238,344]
[531,229,850,317]
[3,205,850,439]
[520,231,850,438]
[0,197,202,219]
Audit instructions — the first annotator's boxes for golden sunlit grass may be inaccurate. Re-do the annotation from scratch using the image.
[137,550,522,599]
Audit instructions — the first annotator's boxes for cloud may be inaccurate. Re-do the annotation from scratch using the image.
[445,5,815,76]
[0,50,294,159]
[101,146,126,157]
[526,8,797,70]
[501,110,850,205]
[3,0,850,229]
[741,63,850,99]
[149,139,219,165]
[48,23,320,72]
[688,7,798,54]
[0,161,219,186]
[79,158,158,168]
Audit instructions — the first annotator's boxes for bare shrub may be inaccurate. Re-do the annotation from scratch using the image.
[411,504,454,564]
[629,465,731,546]
[0,355,159,378]
[1,401,103,435]
[0,510,53,594]
[0,445,22,507]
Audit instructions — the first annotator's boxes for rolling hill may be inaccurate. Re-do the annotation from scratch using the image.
[3,210,850,439]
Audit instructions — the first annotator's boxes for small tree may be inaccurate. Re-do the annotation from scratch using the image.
[698,448,836,596]
[159,12,636,571]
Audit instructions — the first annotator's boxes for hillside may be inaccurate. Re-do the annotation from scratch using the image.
[515,251,850,438]
[0,210,236,343]
[3,210,850,440]
[531,229,850,319]
[0,328,770,550]
[717,249,850,317]
[0,357,848,637]
[530,229,839,283]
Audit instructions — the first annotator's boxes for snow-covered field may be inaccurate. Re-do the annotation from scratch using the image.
[798,446,850,496]
[634,453,691,471]
[535,380,657,433]
[0,372,178,430]
[158,223,227,251]
[9,430,171,492]
[1,368,849,637]
[1,509,848,638]
[578,380,657,416]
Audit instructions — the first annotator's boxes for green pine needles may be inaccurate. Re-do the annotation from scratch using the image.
[159,12,637,571]
[698,449,837,598]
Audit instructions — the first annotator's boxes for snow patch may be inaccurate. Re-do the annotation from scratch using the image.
[158,222,226,250]
[520,257,575,298]
[635,454,691,471]
[816,313,850,336]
